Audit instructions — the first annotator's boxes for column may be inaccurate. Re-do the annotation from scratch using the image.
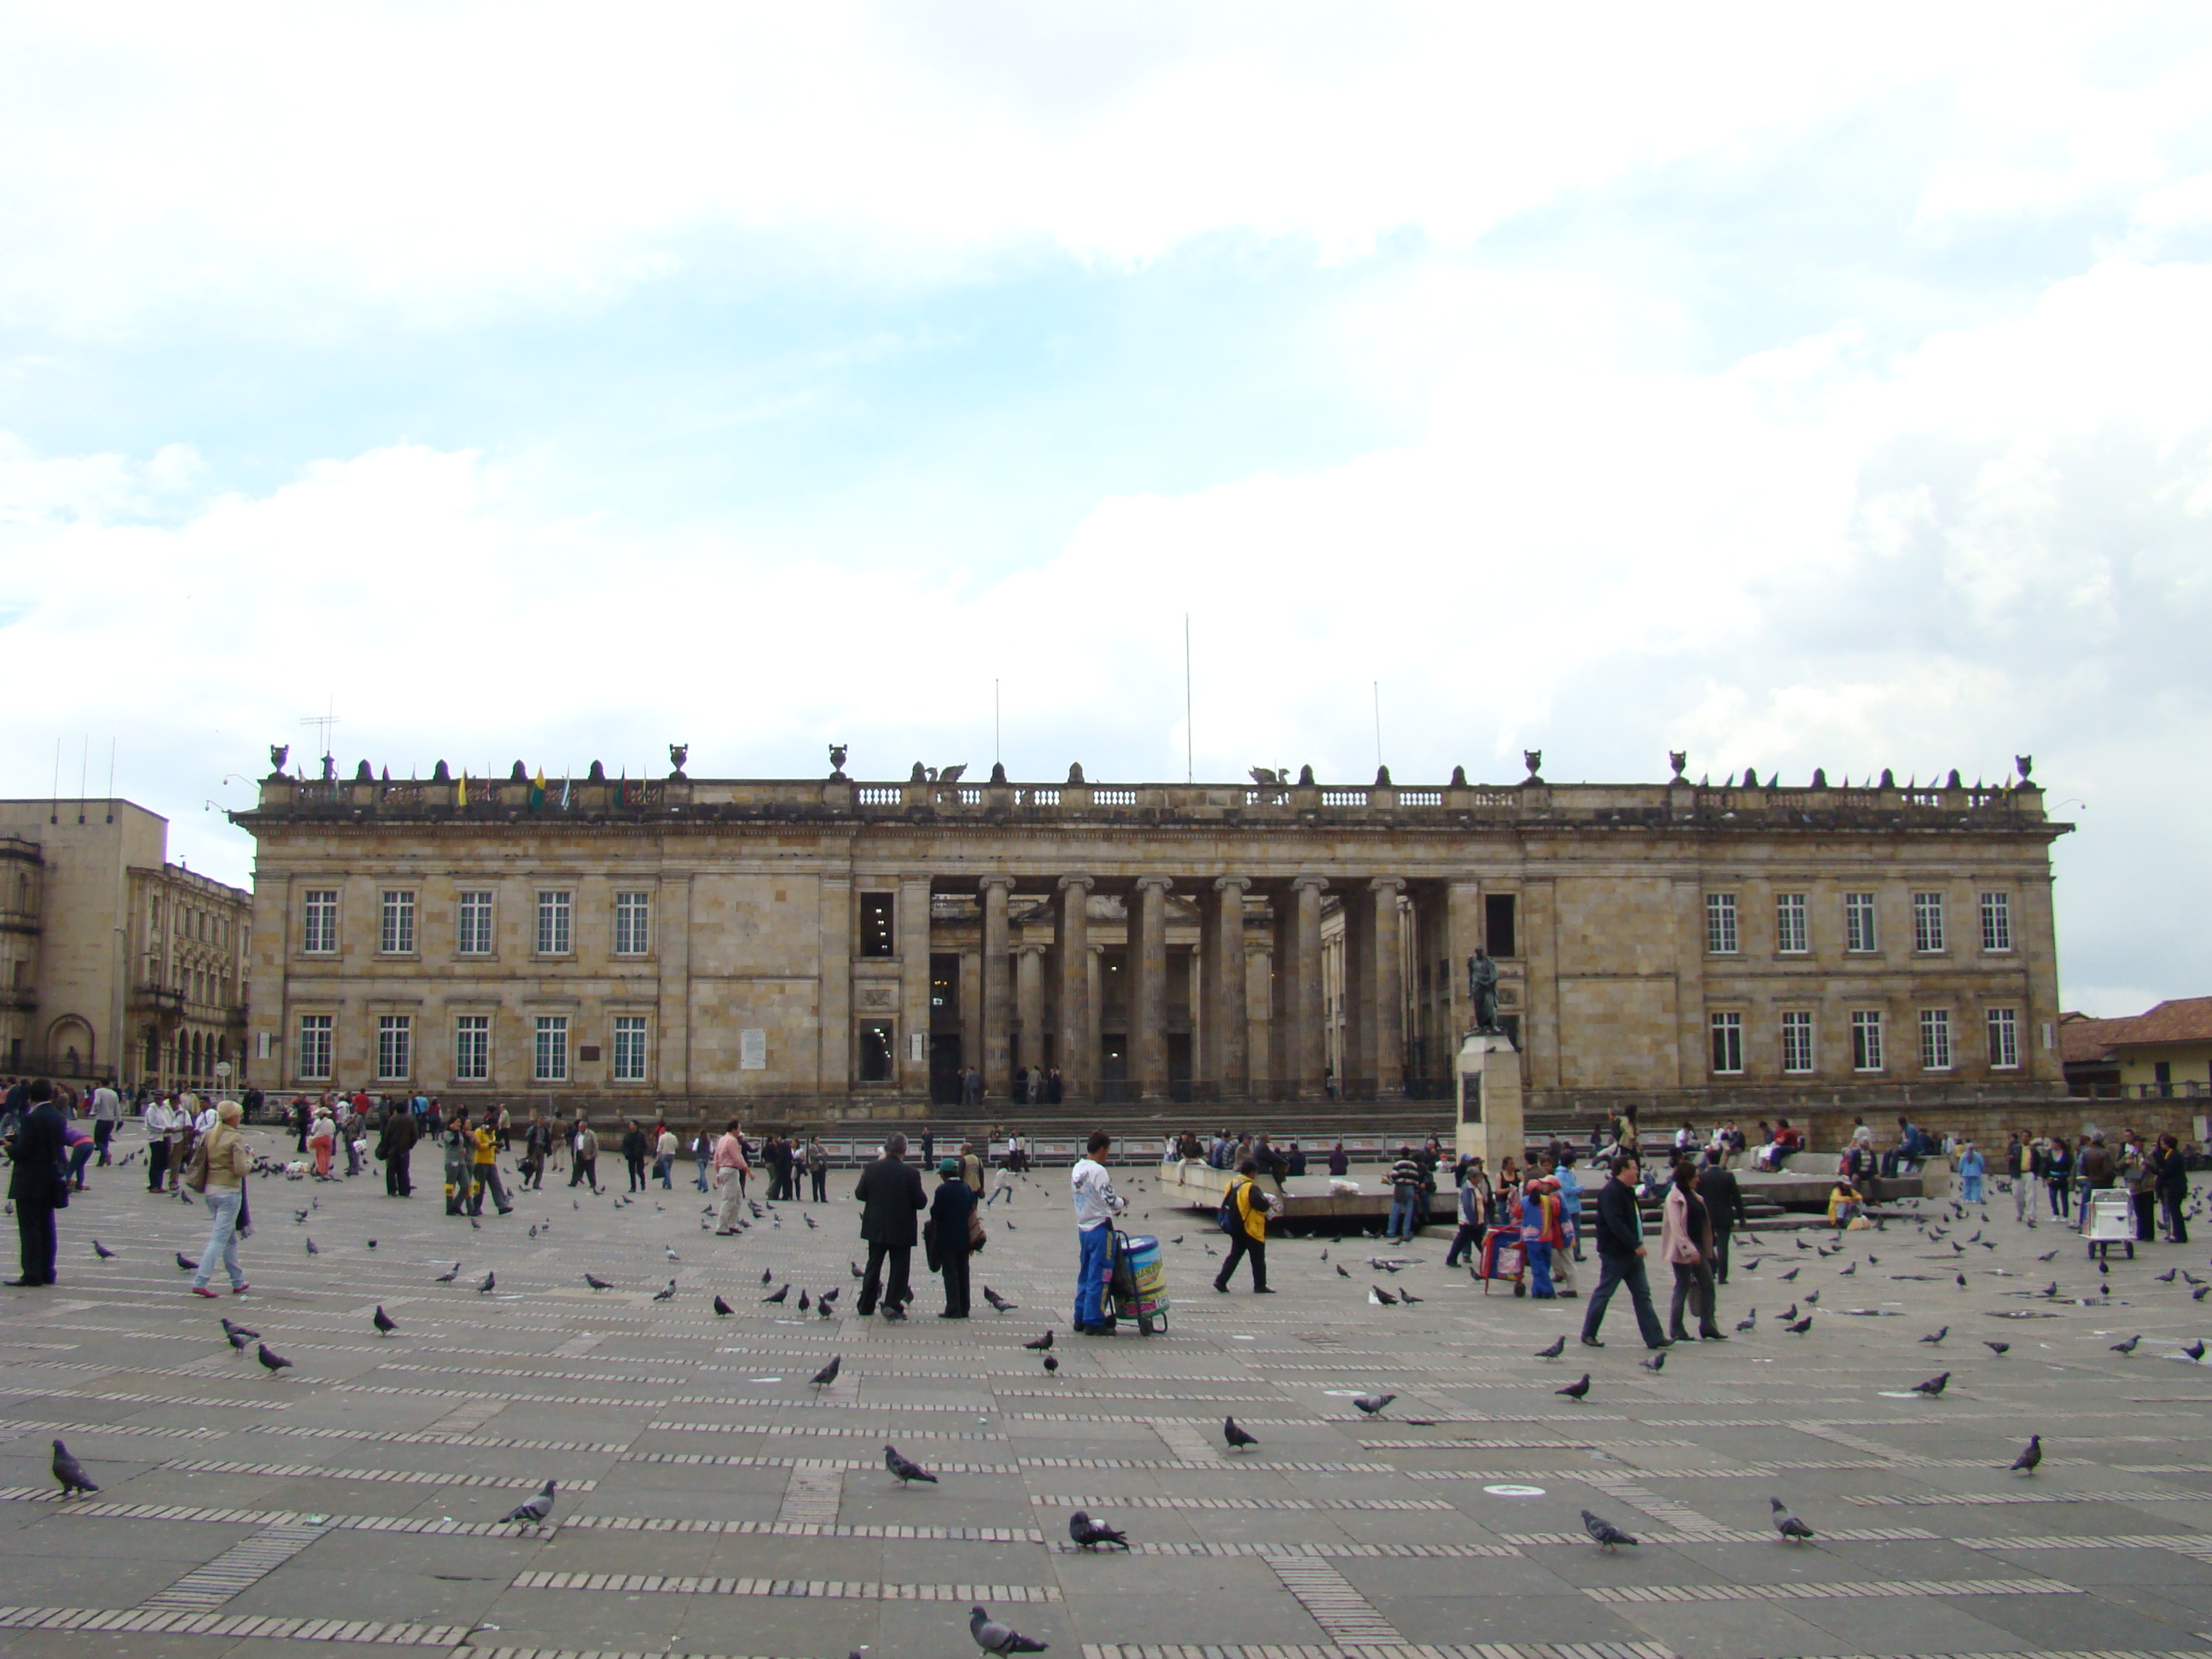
[897,876,934,1099]
[1345,876,1406,1098]
[1443,880,1482,1040]
[1054,875,1093,1099]
[1270,876,1326,1100]
[1015,942,1046,1074]
[818,876,853,1103]
[1199,876,1251,1100]
[980,876,1014,1098]
[1129,875,1173,1103]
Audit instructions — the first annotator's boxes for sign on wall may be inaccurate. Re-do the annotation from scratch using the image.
[740,1028,766,1070]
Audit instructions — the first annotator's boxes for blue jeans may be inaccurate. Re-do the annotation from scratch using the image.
[192,1188,246,1290]
[695,1155,711,1191]
[1074,1224,1113,1328]
[1525,1238,1554,1297]
[1960,1174,1983,1202]
[1387,1191,1419,1239]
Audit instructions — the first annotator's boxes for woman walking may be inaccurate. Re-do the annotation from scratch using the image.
[1661,1156,1724,1341]
[185,1099,253,1297]
[307,1105,336,1179]
[2045,1135,2074,1220]
[1444,1155,1492,1267]
[928,1155,977,1317]
[2155,1133,2190,1243]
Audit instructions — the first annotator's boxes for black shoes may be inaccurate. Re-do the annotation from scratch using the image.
[1580,1335,1604,1348]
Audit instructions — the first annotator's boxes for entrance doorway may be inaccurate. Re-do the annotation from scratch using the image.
[931,1033,964,1105]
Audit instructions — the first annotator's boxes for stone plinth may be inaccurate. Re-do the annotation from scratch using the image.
[1455,1030,1523,1171]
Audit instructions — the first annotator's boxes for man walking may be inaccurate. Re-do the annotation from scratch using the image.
[89,1082,122,1165]
[378,1103,417,1196]
[1580,1154,1670,1350]
[144,1093,178,1193]
[853,1132,926,1319]
[1385,1144,1425,1243]
[1697,1150,1747,1284]
[1214,1159,1274,1295]
[2006,1132,2035,1226]
[8,1080,66,1286]
[469,1114,514,1216]
[712,1121,750,1233]
[572,1117,600,1194]
[1070,1130,1126,1333]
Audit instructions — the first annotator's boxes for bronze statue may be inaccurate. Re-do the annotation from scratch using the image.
[1467,950,1501,1033]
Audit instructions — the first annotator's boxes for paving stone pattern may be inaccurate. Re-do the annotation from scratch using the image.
[3,1136,2209,1659]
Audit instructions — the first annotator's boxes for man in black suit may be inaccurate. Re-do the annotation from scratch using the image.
[1578,1153,1669,1349]
[7,1079,66,1287]
[853,1132,927,1318]
[1697,1151,1749,1284]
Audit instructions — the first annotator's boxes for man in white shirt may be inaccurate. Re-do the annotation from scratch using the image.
[90,1085,123,1165]
[1068,1131,1126,1334]
[143,1096,178,1192]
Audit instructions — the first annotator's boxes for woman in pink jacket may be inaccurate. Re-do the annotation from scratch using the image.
[1659,1157,1724,1342]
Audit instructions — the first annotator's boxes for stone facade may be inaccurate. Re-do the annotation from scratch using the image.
[0,799,251,1091]
[232,763,2071,1121]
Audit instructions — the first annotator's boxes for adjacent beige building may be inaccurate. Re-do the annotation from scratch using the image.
[233,759,2070,1121]
[0,800,251,1091]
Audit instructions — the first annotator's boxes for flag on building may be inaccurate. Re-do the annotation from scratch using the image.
[456,772,468,807]
[528,768,546,811]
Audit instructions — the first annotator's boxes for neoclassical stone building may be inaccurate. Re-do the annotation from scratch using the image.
[233,756,2070,1121]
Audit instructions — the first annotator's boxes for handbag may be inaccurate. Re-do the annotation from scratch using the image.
[183,1136,212,1194]
[967,1205,987,1253]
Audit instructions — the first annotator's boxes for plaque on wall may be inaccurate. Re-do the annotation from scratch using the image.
[858,986,896,1010]
[578,1045,601,1062]
[740,1028,767,1070]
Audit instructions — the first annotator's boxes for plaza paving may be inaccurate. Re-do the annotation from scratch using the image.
[3,1126,2210,1659]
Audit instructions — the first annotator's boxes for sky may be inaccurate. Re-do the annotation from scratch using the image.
[4,3,2210,1016]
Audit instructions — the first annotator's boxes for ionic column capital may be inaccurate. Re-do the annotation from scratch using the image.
[978,875,1016,896]
[1289,874,1330,894]
[1367,875,1407,895]
[1056,872,1095,895]
[1133,874,1175,895]
[1212,876,1252,894]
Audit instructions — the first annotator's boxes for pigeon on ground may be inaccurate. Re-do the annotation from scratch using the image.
[1224,1416,1258,1450]
[1921,1327,1948,1345]
[1534,1336,1565,1359]
[585,1273,613,1290]
[886,1445,937,1485]
[224,1324,250,1351]
[2196,1285,2209,1302]
[2010,1435,2041,1473]
[1841,1262,1856,1276]
[763,1284,789,1304]
[969,1605,1050,1655]
[1043,1353,1058,1373]
[500,1479,557,1526]
[256,1343,294,1374]
[1352,1393,1396,1417]
[1400,1289,1423,1304]
[372,1306,397,1336]
[1985,1341,2011,1355]
[1024,1330,1055,1351]
[2110,1334,2140,1354]
[1336,1264,1350,1278]
[50,1440,97,1496]
[798,1289,811,1313]
[1771,1497,1814,1541]
[811,1355,842,1387]
[1580,1509,1638,1550]
[1068,1509,1128,1550]
[92,1240,115,1260]
[1785,1318,1813,1334]
[1804,1289,1820,1305]
[852,1260,865,1278]
[2186,1340,2208,1362]
[435,1263,461,1282]
[713,1295,734,1316]
[1867,1254,1878,1265]
[1640,1351,1666,1371]
[1736,1310,1757,1332]
[477,1272,497,1294]
[1557,1373,1592,1400]
[306,1238,319,1255]
[176,1253,198,1272]
[666,1247,681,1260]
[1369,1285,1399,1306]
[1779,1267,1799,1281]
[2037,1249,2058,1262]
[652,1279,677,1301]
[1912,1372,1950,1396]
[764,1268,775,1284]
[529,1225,538,1239]
[220,1315,259,1343]
[983,1287,1015,1312]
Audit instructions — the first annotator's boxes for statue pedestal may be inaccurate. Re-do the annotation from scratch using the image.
[1454,1032,1524,1173]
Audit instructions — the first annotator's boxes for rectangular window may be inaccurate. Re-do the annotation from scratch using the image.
[1844,891,1877,952]
[457,890,494,956]
[1851,1010,1883,1071]
[1706,892,1739,954]
[859,892,895,958]
[533,1016,568,1082]
[1912,891,1946,952]
[612,1015,648,1081]
[1980,891,2013,952]
[298,1014,333,1080]
[375,1015,411,1080]
[1781,1010,1813,1074]
[1988,1006,2019,1071]
[859,1019,894,1083]
[1775,892,1808,954]
[454,1015,490,1081]
[379,890,416,955]
[536,891,572,956]
[303,889,338,954]
[1709,1011,1744,1074]
[614,891,651,957]
[1919,1007,1953,1070]
[1484,893,1517,958]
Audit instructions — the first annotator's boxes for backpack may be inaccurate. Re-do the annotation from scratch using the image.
[1216,1180,1243,1234]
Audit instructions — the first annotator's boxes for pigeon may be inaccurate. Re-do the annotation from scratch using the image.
[1867,1254,1878,1265]
[2009,1435,2041,1473]
[2196,1285,2209,1302]
[886,1445,937,1486]
[1984,1341,2011,1355]
[2099,1259,2110,1275]
[585,1273,614,1290]
[1557,1373,1592,1400]
[798,1290,811,1313]
[1804,1289,1821,1305]
[365,1239,377,1249]
[2042,1281,2060,1298]
[666,1246,682,1260]
[1956,1273,1968,1287]
[811,1355,842,1387]
[176,1253,198,1272]
[435,1263,461,1282]
[372,1306,398,1336]
[50,1440,97,1496]
[1171,1236,1184,1245]
[652,1280,677,1302]
[1534,1336,1566,1359]
[819,1298,835,1318]
[2157,1268,2177,1283]
[1400,1289,1423,1305]
[1735,1310,1757,1332]
[92,1240,115,1260]
[1779,1267,1799,1282]
[477,1272,497,1294]
[1043,1353,1058,1373]
[1024,1330,1055,1352]
[764,1268,774,1284]
[500,1479,557,1526]
[1068,1509,1128,1550]
[2186,1340,2208,1362]
[983,1287,1015,1312]
[1224,1416,1258,1450]
[305,1238,319,1255]
[224,1324,250,1352]
[1912,1371,1950,1396]
[969,1605,1049,1655]
[713,1295,734,1316]
[1785,1318,1813,1334]
[2036,1249,2058,1262]
[1639,1351,1666,1371]
[220,1315,259,1343]
[1318,1249,1328,1261]
[529,1225,538,1239]
[2110,1335,2140,1354]
[1920,1327,1948,1345]
[1336,1264,1350,1278]
[1352,1393,1396,1417]
[256,1343,294,1375]
[852,1260,865,1278]
[1580,1509,1638,1550]
[763,1284,789,1304]
[1369,1285,1399,1306]
[1841,1262,1856,1276]
[1770,1497,1814,1542]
